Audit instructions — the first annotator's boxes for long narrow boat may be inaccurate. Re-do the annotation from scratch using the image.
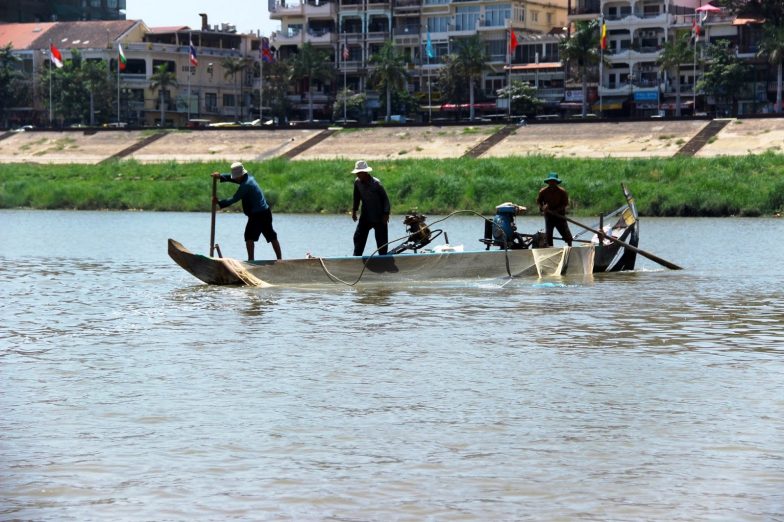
[169,186,640,287]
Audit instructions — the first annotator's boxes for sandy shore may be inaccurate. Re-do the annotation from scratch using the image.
[1,118,782,164]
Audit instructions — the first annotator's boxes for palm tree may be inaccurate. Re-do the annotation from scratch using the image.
[368,41,408,121]
[221,57,247,122]
[290,43,334,122]
[757,23,784,113]
[453,34,487,120]
[0,43,22,128]
[559,20,602,117]
[657,32,693,117]
[149,63,177,127]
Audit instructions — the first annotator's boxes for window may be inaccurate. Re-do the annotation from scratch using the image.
[531,10,539,22]
[547,12,553,25]
[485,4,510,27]
[486,39,506,62]
[425,0,448,5]
[205,93,217,111]
[455,6,480,31]
[223,94,235,107]
[427,16,449,33]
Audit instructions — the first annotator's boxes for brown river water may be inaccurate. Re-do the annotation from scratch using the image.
[1,210,783,520]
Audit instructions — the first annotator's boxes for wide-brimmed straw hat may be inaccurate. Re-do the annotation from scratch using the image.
[230,161,247,179]
[351,160,373,174]
[543,172,562,184]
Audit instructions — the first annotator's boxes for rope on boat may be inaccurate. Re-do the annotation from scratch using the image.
[313,210,514,287]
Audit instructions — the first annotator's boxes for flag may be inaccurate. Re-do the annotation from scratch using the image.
[692,16,701,42]
[261,36,274,63]
[425,30,434,59]
[600,19,607,50]
[189,40,198,66]
[342,41,349,61]
[118,43,127,71]
[50,43,63,68]
[509,30,518,56]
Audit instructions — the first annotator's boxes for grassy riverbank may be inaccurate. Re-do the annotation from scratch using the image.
[1,154,782,216]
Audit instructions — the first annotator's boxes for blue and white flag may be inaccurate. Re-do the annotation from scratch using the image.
[425,30,434,59]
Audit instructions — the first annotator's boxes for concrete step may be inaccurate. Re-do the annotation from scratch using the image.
[99,131,169,163]
[280,129,336,159]
[463,124,517,158]
[675,119,731,157]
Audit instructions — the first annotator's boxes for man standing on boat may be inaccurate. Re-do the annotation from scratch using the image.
[351,160,391,256]
[212,162,283,261]
[536,172,573,247]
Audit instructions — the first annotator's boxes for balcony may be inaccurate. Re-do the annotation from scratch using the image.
[273,29,304,46]
[367,31,391,41]
[269,1,304,18]
[303,0,335,17]
[599,84,632,96]
[393,25,421,36]
[305,29,335,44]
[394,0,420,10]
[569,0,600,18]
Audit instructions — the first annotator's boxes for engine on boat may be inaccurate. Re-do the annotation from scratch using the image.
[389,211,442,254]
[479,203,549,250]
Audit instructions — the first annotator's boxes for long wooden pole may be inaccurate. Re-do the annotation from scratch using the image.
[210,177,217,257]
[547,210,683,270]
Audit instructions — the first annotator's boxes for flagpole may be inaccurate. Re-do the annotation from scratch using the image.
[343,32,347,123]
[507,29,512,121]
[427,53,432,124]
[117,44,121,124]
[48,46,52,127]
[693,33,697,112]
[260,45,264,123]
[188,32,192,123]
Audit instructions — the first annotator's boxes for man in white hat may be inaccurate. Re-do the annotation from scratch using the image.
[350,160,391,256]
[211,161,283,260]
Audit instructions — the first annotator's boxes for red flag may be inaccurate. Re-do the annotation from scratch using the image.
[509,30,519,56]
[600,20,607,50]
[189,40,198,66]
[50,43,63,68]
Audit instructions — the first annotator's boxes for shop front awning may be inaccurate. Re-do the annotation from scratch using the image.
[660,100,694,110]
[505,62,563,72]
[592,97,627,111]
[733,17,765,25]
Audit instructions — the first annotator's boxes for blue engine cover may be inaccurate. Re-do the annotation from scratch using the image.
[492,209,516,242]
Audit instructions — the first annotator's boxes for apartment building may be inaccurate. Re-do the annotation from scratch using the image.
[568,0,770,116]
[0,18,260,127]
[0,0,126,23]
[269,0,570,119]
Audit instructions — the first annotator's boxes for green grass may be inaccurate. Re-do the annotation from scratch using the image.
[1,154,783,216]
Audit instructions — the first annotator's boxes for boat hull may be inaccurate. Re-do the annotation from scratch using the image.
[168,238,623,287]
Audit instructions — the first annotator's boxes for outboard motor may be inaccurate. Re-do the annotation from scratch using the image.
[482,202,530,250]
[389,211,443,254]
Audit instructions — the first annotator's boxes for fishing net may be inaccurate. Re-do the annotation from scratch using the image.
[220,258,269,287]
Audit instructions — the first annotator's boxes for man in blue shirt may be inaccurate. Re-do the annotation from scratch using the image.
[350,160,391,256]
[211,162,282,261]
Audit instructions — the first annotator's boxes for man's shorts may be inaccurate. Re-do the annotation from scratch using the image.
[245,208,277,243]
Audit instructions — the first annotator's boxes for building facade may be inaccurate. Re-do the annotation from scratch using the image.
[0,0,126,23]
[0,19,261,127]
[568,0,772,116]
[269,0,570,119]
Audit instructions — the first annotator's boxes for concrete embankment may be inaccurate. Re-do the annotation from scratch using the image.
[1,118,782,164]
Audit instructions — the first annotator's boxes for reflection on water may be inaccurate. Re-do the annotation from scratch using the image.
[1,210,783,520]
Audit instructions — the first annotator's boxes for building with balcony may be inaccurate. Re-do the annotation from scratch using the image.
[0,0,126,23]
[0,17,261,127]
[567,0,772,116]
[269,0,570,120]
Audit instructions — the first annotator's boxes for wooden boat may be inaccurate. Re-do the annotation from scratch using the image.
[169,187,640,287]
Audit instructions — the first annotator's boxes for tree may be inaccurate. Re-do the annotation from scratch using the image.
[82,59,111,126]
[0,43,22,128]
[757,22,784,113]
[436,54,469,114]
[714,0,784,25]
[559,20,602,117]
[332,88,367,122]
[495,80,544,115]
[290,43,334,122]
[657,32,694,117]
[453,34,487,120]
[697,39,749,116]
[221,56,247,122]
[264,59,293,124]
[149,62,178,127]
[368,41,408,121]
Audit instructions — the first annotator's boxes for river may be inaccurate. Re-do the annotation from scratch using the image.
[1,209,783,520]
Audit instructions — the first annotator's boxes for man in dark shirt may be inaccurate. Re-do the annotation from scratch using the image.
[212,162,282,261]
[350,160,391,256]
[536,172,573,247]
